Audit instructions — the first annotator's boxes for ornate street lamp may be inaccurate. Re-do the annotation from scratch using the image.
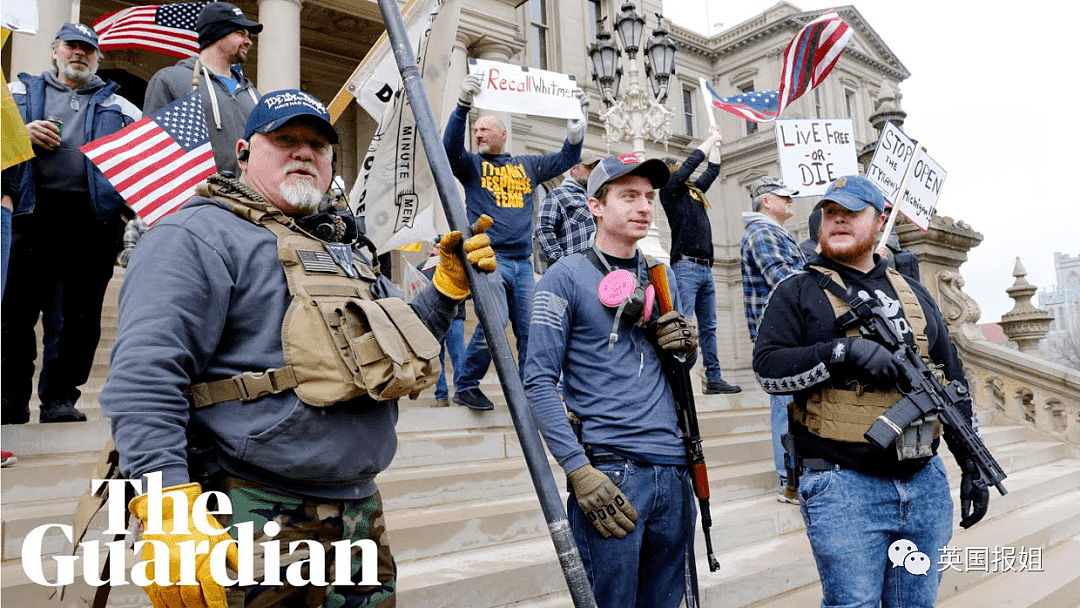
[644,17,677,104]
[586,5,675,152]
[614,1,645,59]
[586,4,678,259]
[588,26,622,105]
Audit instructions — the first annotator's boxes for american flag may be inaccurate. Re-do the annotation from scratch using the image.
[703,82,779,123]
[776,10,852,117]
[92,2,207,59]
[81,90,215,225]
[705,10,851,123]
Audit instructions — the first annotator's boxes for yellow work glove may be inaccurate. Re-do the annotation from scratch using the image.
[567,464,638,539]
[654,310,698,357]
[129,483,239,608]
[432,214,496,300]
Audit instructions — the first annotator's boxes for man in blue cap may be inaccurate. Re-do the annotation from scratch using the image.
[1,22,140,424]
[101,89,498,608]
[752,175,989,607]
[144,1,263,177]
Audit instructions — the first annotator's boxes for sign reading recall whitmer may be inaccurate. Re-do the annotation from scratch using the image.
[896,149,946,231]
[467,58,582,120]
[774,118,857,197]
[866,121,917,204]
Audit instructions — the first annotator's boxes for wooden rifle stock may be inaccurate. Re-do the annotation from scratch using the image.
[648,262,720,572]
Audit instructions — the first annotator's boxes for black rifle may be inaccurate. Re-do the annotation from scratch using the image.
[811,270,1007,496]
[648,261,721,573]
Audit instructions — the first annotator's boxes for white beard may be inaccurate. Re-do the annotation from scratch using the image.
[61,63,94,87]
[279,180,323,215]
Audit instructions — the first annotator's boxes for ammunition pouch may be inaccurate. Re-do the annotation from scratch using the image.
[188,180,440,407]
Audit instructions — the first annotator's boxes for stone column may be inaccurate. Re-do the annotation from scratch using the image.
[895,214,983,307]
[9,0,73,77]
[256,0,302,93]
[433,32,476,236]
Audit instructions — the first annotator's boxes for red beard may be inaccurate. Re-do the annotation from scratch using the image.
[820,233,876,267]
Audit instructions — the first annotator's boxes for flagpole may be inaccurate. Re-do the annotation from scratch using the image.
[373,0,598,605]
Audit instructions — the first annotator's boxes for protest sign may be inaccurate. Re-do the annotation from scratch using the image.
[467,58,582,120]
[896,149,946,231]
[774,118,857,197]
[866,121,917,204]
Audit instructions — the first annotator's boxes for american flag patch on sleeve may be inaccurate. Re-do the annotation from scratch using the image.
[532,290,568,330]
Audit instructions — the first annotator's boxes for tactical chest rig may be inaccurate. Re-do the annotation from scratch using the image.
[797,265,943,455]
[188,177,441,407]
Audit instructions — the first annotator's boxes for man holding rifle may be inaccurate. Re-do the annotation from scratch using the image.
[525,153,701,607]
[752,175,991,607]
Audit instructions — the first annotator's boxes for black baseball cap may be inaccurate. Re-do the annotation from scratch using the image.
[197,2,263,50]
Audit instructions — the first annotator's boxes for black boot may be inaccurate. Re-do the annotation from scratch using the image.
[39,399,87,423]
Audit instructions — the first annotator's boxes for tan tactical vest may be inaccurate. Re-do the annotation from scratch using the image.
[187,180,441,407]
[793,265,943,444]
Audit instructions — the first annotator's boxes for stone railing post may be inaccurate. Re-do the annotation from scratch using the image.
[999,257,1053,354]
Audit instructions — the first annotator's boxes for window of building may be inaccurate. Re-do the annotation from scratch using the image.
[742,83,757,135]
[683,87,695,137]
[587,0,602,44]
[845,88,858,122]
[529,0,550,69]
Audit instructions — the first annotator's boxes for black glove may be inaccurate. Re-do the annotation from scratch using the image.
[831,337,901,385]
[958,458,990,528]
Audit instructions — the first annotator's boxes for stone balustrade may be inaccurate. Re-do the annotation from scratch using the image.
[899,215,1080,449]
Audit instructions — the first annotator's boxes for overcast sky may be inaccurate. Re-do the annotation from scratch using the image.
[662,0,1077,322]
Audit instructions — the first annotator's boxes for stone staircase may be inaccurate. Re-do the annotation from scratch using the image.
[3,270,1080,607]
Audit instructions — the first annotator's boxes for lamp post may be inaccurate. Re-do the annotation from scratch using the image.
[588,3,677,259]
[588,4,676,156]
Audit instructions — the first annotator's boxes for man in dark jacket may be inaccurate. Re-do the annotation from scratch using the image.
[660,128,740,395]
[1,22,140,424]
[753,175,989,607]
[143,1,262,177]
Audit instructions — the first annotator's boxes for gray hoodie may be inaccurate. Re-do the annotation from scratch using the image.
[144,57,259,177]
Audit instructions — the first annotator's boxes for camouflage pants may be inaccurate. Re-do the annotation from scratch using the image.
[214,476,396,608]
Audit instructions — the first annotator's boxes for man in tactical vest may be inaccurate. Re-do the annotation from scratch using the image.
[101,90,495,608]
[752,175,989,607]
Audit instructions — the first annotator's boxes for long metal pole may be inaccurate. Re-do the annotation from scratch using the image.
[373,0,597,605]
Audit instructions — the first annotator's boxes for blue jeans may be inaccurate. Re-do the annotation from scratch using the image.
[1,205,11,299]
[435,317,465,400]
[569,459,695,608]
[672,259,723,383]
[799,456,953,608]
[772,394,792,485]
[456,255,534,389]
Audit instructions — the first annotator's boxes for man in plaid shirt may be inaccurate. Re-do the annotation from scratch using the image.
[535,152,599,266]
[740,175,806,503]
